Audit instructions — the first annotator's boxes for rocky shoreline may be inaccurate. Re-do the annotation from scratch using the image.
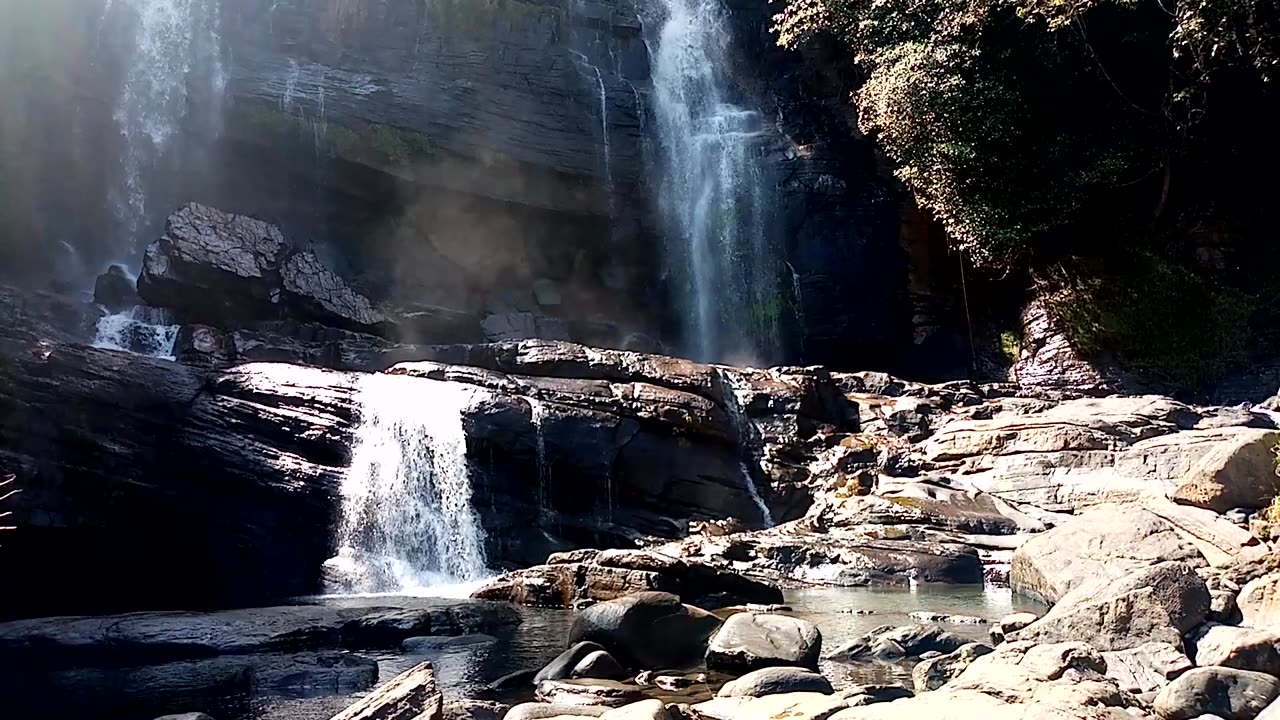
[3,204,1280,720]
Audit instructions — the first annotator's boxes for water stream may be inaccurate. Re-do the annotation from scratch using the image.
[325,374,492,596]
[91,307,181,359]
[649,0,783,365]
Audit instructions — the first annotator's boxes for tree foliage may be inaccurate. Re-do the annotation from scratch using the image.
[773,0,1279,268]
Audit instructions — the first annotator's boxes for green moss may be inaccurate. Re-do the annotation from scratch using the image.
[233,102,438,168]
[1040,251,1254,392]
[999,330,1022,366]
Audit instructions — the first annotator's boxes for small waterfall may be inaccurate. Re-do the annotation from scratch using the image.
[529,397,550,512]
[326,374,491,596]
[649,0,783,364]
[715,368,774,527]
[108,0,225,261]
[92,307,181,360]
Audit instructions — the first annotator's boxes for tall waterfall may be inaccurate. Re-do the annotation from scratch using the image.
[325,374,491,596]
[650,0,784,365]
[107,0,225,263]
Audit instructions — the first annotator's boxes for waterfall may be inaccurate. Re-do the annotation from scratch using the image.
[91,306,181,359]
[716,368,774,527]
[108,0,224,264]
[325,374,491,596]
[649,0,783,365]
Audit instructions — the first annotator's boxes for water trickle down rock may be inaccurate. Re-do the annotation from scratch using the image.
[325,373,491,594]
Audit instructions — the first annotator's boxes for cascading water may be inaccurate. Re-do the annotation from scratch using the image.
[107,0,225,263]
[649,0,784,365]
[716,368,775,527]
[325,374,491,596]
[92,306,181,359]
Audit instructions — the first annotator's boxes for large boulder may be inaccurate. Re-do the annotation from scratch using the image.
[1010,561,1210,651]
[1011,502,1257,605]
[567,592,721,669]
[1153,667,1280,720]
[1171,429,1280,512]
[912,643,993,692]
[138,204,388,335]
[93,265,139,312]
[718,667,834,698]
[1191,625,1280,676]
[705,613,823,673]
[1101,642,1193,694]
[1240,574,1280,629]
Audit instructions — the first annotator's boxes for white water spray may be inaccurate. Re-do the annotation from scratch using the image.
[109,0,224,259]
[92,306,181,360]
[650,0,783,364]
[326,374,491,595]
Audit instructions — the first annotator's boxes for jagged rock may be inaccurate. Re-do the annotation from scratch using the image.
[536,642,611,684]
[535,679,645,707]
[573,651,628,681]
[330,661,442,720]
[473,551,782,609]
[1011,501,1258,605]
[1011,561,1211,651]
[1153,667,1280,720]
[825,624,967,661]
[912,643,993,692]
[1191,625,1280,676]
[718,667,834,698]
[93,265,139,312]
[705,613,823,673]
[1239,574,1280,629]
[1172,429,1280,512]
[990,613,1040,644]
[1102,642,1193,694]
[568,592,722,669]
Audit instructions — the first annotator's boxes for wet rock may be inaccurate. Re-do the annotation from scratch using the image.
[503,704,608,720]
[908,612,986,625]
[1102,642,1193,694]
[1172,429,1280,512]
[154,715,218,720]
[990,613,1039,644]
[1011,561,1211,651]
[568,592,722,670]
[911,643,993,692]
[1191,625,1280,676]
[535,679,645,707]
[474,552,781,609]
[573,651,628,681]
[1239,574,1280,629]
[826,625,967,661]
[331,661,442,720]
[94,265,139,312]
[536,642,610,683]
[402,634,498,652]
[718,667,834,698]
[1153,667,1280,720]
[705,613,822,673]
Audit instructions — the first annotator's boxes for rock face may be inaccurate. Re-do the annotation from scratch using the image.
[472,550,782,608]
[1153,667,1280,720]
[1101,642,1193,694]
[1192,625,1280,676]
[1171,429,1280,512]
[705,613,823,673]
[1010,561,1211,651]
[1239,574,1280,629]
[567,592,722,669]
